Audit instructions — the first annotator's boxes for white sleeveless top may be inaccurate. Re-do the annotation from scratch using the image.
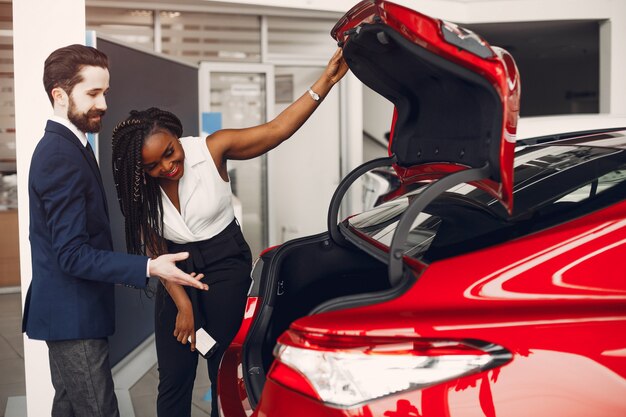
[161,136,235,244]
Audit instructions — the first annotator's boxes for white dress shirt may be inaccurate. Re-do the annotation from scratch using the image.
[50,115,89,147]
[161,137,235,244]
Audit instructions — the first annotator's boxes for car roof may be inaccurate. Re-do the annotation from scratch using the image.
[517,114,626,140]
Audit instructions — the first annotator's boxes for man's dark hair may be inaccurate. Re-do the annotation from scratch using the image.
[43,44,109,105]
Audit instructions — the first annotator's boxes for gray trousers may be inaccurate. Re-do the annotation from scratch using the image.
[46,338,119,417]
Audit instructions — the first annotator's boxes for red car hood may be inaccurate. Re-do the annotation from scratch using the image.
[332,0,520,213]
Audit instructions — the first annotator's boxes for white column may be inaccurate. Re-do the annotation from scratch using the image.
[600,6,626,114]
[340,72,363,218]
[599,19,612,114]
[13,1,86,415]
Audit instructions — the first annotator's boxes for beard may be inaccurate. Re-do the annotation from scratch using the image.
[68,99,106,134]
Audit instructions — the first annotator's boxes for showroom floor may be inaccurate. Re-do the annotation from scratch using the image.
[0,292,24,417]
[0,292,212,417]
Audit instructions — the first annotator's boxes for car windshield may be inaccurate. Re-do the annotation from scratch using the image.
[347,138,626,262]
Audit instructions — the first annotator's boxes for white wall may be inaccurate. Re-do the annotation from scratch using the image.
[13,1,86,415]
[341,73,364,216]
[268,66,341,244]
[363,85,393,145]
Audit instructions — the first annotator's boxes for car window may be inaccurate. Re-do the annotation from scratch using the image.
[555,169,626,203]
[347,144,626,262]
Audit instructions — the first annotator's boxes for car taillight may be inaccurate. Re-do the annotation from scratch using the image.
[270,329,511,408]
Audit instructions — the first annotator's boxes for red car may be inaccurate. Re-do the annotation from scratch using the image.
[217,1,626,416]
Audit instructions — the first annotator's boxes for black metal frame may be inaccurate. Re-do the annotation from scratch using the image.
[327,155,398,246]
[387,165,491,285]
[327,153,491,287]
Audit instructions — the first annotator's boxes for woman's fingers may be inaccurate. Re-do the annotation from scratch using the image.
[174,329,186,344]
[190,332,196,352]
[173,329,196,352]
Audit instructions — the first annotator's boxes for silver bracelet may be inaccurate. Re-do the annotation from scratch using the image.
[307,88,321,102]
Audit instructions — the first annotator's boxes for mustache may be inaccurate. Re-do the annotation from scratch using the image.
[86,109,106,118]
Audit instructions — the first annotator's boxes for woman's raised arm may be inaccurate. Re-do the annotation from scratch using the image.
[206,47,349,167]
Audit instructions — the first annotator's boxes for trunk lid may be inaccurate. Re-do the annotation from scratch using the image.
[332,0,520,212]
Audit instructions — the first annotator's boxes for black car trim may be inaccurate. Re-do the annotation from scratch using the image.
[340,221,392,265]
[440,21,495,59]
[334,164,491,286]
[388,165,491,285]
[424,180,626,263]
[310,268,417,314]
[327,155,397,246]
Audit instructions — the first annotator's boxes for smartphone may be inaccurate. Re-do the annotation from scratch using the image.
[189,327,219,357]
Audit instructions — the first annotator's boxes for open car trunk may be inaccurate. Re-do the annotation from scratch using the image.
[241,232,393,405]
[239,0,521,407]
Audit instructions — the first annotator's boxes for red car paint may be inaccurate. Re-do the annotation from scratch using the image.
[333,0,520,213]
[217,1,625,416]
[253,200,626,415]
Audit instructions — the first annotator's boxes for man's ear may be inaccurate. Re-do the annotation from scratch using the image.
[51,87,68,107]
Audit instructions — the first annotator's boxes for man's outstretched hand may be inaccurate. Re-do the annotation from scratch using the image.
[149,252,208,290]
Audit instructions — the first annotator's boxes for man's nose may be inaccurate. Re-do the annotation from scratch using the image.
[96,94,107,111]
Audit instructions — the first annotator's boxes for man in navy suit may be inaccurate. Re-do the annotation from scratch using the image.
[23,44,208,417]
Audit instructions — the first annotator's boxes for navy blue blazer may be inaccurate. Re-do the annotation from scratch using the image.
[23,120,149,341]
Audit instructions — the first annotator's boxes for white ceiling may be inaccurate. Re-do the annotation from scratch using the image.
[85,0,618,24]
[85,0,512,16]
[83,0,601,64]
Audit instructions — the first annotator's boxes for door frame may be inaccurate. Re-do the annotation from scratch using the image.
[198,62,275,249]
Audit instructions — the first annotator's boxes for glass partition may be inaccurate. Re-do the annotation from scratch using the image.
[199,63,274,257]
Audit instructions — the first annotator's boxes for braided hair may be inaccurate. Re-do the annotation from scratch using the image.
[111,107,183,257]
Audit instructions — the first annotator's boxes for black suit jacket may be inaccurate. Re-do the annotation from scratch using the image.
[23,120,148,340]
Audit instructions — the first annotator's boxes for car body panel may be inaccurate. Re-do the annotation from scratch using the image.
[218,297,259,417]
[294,200,626,336]
[283,200,626,415]
[256,345,626,417]
[220,142,626,417]
[221,171,626,417]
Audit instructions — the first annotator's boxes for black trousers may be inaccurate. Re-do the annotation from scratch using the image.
[155,220,252,417]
